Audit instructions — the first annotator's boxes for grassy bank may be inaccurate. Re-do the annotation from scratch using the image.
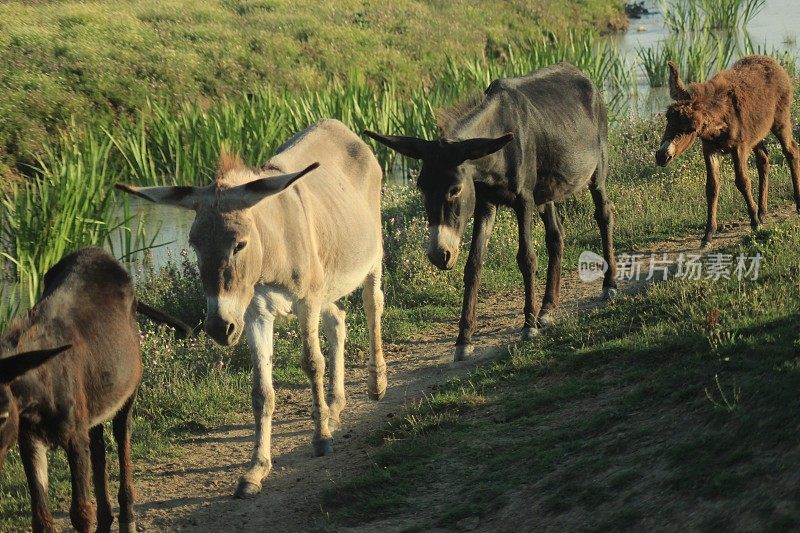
[322,217,800,531]
[0,0,625,178]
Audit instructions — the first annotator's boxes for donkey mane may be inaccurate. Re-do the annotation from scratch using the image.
[215,149,258,188]
[436,91,486,137]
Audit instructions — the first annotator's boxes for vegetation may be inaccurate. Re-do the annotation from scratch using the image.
[659,0,766,32]
[0,0,625,179]
[0,30,635,329]
[322,217,800,531]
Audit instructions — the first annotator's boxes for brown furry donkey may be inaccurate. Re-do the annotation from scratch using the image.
[655,55,800,247]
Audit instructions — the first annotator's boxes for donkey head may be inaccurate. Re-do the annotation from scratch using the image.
[364,130,513,270]
[0,345,70,469]
[116,152,319,346]
[656,61,702,167]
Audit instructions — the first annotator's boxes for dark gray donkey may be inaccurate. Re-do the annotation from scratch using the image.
[366,63,618,360]
[0,247,189,533]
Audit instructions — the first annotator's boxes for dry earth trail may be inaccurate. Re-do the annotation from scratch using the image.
[50,208,796,532]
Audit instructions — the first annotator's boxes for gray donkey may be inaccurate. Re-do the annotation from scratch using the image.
[366,63,618,360]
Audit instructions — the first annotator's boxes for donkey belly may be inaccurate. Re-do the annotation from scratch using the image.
[88,359,141,427]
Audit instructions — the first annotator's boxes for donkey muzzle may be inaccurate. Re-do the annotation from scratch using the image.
[655,140,675,167]
[427,225,460,270]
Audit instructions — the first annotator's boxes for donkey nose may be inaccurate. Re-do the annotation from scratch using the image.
[427,248,454,271]
[204,317,238,346]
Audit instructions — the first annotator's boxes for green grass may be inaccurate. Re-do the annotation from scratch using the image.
[0,0,625,179]
[322,217,800,531]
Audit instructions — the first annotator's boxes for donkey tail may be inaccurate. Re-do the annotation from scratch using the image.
[136,301,194,338]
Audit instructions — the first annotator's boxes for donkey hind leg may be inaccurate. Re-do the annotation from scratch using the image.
[771,119,800,212]
[112,392,138,533]
[590,174,618,299]
[19,432,54,533]
[537,202,563,329]
[89,425,114,533]
[322,302,347,431]
[66,430,95,533]
[236,312,277,498]
[753,141,770,223]
[363,264,386,399]
[512,198,538,339]
[731,146,761,230]
[299,301,334,457]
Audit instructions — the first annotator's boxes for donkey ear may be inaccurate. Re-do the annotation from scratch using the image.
[115,183,205,210]
[363,130,434,160]
[0,345,71,383]
[668,61,691,100]
[229,162,320,209]
[457,133,514,161]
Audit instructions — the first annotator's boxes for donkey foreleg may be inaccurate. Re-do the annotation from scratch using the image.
[321,302,347,430]
[19,432,54,533]
[702,145,721,248]
[65,432,95,533]
[455,201,497,361]
[236,311,276,499]
[298,301,333,456]
[363,265,386,400]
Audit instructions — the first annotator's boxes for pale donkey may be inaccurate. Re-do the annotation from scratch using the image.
[116,119,387,498]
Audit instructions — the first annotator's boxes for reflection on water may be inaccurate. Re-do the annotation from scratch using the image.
[109,199,196,274]
[613,0,800,117]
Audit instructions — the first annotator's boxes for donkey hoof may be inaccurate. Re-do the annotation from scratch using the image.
[313,438,334,457]
[119,521,137,533]
[521,327,540,341]
[538,313,555,328]
[602,287,618,300]
[700,240,711,249]
[368,370,387,401]
[454,344,474,361]
[368,387,386,401]
[234,480,262,499]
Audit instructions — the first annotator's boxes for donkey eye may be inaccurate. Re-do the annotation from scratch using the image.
[0,411,9,424]
[448,185,463,199]
[233,241,247,254]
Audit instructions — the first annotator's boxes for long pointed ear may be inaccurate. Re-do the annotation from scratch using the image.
[363,130,434,160]
[457,133,514,161]
[114,183,205,210]
[0,345,71,383]
[227,162,320,210]
[668,61,691,100]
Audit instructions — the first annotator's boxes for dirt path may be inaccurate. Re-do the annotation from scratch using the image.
[54,208,797,532]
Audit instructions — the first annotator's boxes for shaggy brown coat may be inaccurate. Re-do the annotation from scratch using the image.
[0,247,189,533]
[656,55,800,247]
